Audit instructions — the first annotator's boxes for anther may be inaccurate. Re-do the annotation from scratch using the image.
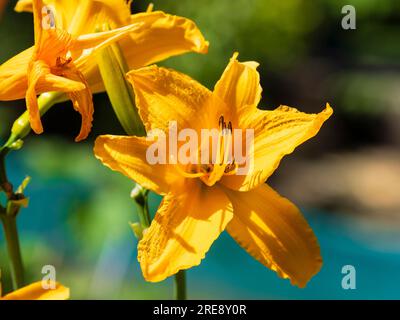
[224,160,237,174]
[224,163,234,173]
[56,56,72,68]
[201,164,213,173]
[218,115,224,129]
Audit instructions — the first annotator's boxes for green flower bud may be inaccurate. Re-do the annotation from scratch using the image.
[96,28,146,136]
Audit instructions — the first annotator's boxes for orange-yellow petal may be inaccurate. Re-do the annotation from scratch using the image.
[41,73,86,92]
[15,0,33,13]
[214,52,262,123]
[94,135,184,195]
[61,64,93,141]
[72,22,143,56]
[221,104,333,191]
[26,60,50,134]
[224,183,322,287]
[123,11,209,70]
[16,0,132,35]
[25,58,89,136]
[65,0,132,35]
[138,181,233,282]
[36,29,74,63]
[1,281,69,300]
[0,48,33,101]
[126,65,215,133]
[32,0,43,45]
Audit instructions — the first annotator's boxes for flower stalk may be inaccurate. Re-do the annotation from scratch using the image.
[0,92,61,292]
[0,214,24,290]
[0,91,65,167]
[174,271,187,300]
[0,92,62,294]
[5,92,66,148]
[0,148,27,291]
[0,148,10,195]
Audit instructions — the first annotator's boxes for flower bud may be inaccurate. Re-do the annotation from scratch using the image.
[96,27,146,136]
[129,222,144,240]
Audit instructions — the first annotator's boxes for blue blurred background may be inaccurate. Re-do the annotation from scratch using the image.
[1,0,400,299]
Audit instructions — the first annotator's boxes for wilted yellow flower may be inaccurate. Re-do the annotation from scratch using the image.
[0,0,143,140]
[0,0,209,140]
[15,1,209,87]
[1,281,69,300]
[94,53,332,287]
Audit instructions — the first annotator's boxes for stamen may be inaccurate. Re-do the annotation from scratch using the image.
[199,116,238,186]
[175,164,205,178]
[201,164,213,173]
[224,161,238,175]
[218,115,224,129]
[56,56,72,68]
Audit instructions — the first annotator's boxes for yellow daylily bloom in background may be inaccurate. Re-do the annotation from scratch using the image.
[14,0,209,97]
[94,53,333,287]
[0,0,144,140]
[15,0,134,35]
[1,281,69,300]
[0,0,208,140]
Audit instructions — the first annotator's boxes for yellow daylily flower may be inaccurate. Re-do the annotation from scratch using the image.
[94,53,332,287]
[0,0,145,140]
[0,0,208,141]
[1,281,69,300]
[14,0,209,95]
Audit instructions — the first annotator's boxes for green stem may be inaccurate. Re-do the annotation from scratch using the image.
[174,270,187,300]
[0,148,24,291]
[0,92,59,290]
[0,215,24,290]
[9,91,65,144]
